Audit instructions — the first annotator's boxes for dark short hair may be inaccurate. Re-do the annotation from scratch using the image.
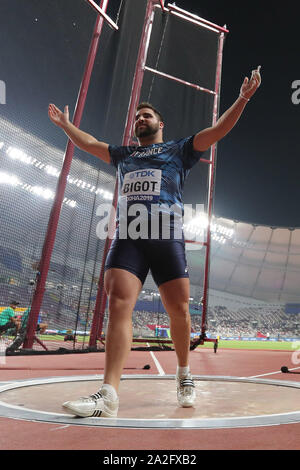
[136,102,164,122]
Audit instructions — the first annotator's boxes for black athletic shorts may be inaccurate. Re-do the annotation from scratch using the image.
[0,321,15,334]
[104,237,189,287]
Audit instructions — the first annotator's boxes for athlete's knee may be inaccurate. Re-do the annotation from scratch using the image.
[108,293,132,311]
[168,301,190,320]
[106,288,137,324]
[105,268,141,297]
[104,268,141,319]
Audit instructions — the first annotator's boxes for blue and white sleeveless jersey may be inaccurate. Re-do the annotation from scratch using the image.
[108,136,204,236]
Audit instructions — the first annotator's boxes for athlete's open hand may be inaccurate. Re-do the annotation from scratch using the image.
[240,65,261,100]
[48,103,70,129]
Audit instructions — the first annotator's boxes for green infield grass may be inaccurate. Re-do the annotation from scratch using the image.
[197,339,299,351]
[12,334,299,353]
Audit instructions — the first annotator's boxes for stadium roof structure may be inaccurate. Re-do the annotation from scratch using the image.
[201,216,300,304]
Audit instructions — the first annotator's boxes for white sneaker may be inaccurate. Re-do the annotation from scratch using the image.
[176,373,196,407]
[63,388,119,418]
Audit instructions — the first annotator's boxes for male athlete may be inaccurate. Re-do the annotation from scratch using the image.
[48,66,261,418]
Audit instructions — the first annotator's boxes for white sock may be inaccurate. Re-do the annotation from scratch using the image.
[176,365,190,377]
[100,383,118,401]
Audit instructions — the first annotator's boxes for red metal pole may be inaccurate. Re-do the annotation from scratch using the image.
[144,66,216,95]
[85,0,119,30]
[201,32,226,337]
[168,4,229,34]
[23,0,110,349]
[158,0,165,11]
[90,0,157,346]
[123,0,157,145]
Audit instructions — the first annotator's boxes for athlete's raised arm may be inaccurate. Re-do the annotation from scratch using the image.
[193,66,261,152]
[48,104,110,164]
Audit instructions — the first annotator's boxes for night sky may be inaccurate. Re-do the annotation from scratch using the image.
[176,0,300,228]
[1,1,300,228]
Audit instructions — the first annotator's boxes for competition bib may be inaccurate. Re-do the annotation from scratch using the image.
[121,168,161,204]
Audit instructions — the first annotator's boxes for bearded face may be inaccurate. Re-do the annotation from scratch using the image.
[134,108,162,140]
[135,121,160,138]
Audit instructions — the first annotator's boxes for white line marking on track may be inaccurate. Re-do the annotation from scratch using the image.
[248,371,282,378]
[147,344,165,376]
[249,366,300,378]
[50,425,70,431]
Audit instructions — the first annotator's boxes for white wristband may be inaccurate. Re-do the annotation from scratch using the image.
[239,93,250,102]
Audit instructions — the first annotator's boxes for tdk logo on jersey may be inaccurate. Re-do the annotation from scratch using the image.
[121,168,162,200]
[130,170,155,179]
